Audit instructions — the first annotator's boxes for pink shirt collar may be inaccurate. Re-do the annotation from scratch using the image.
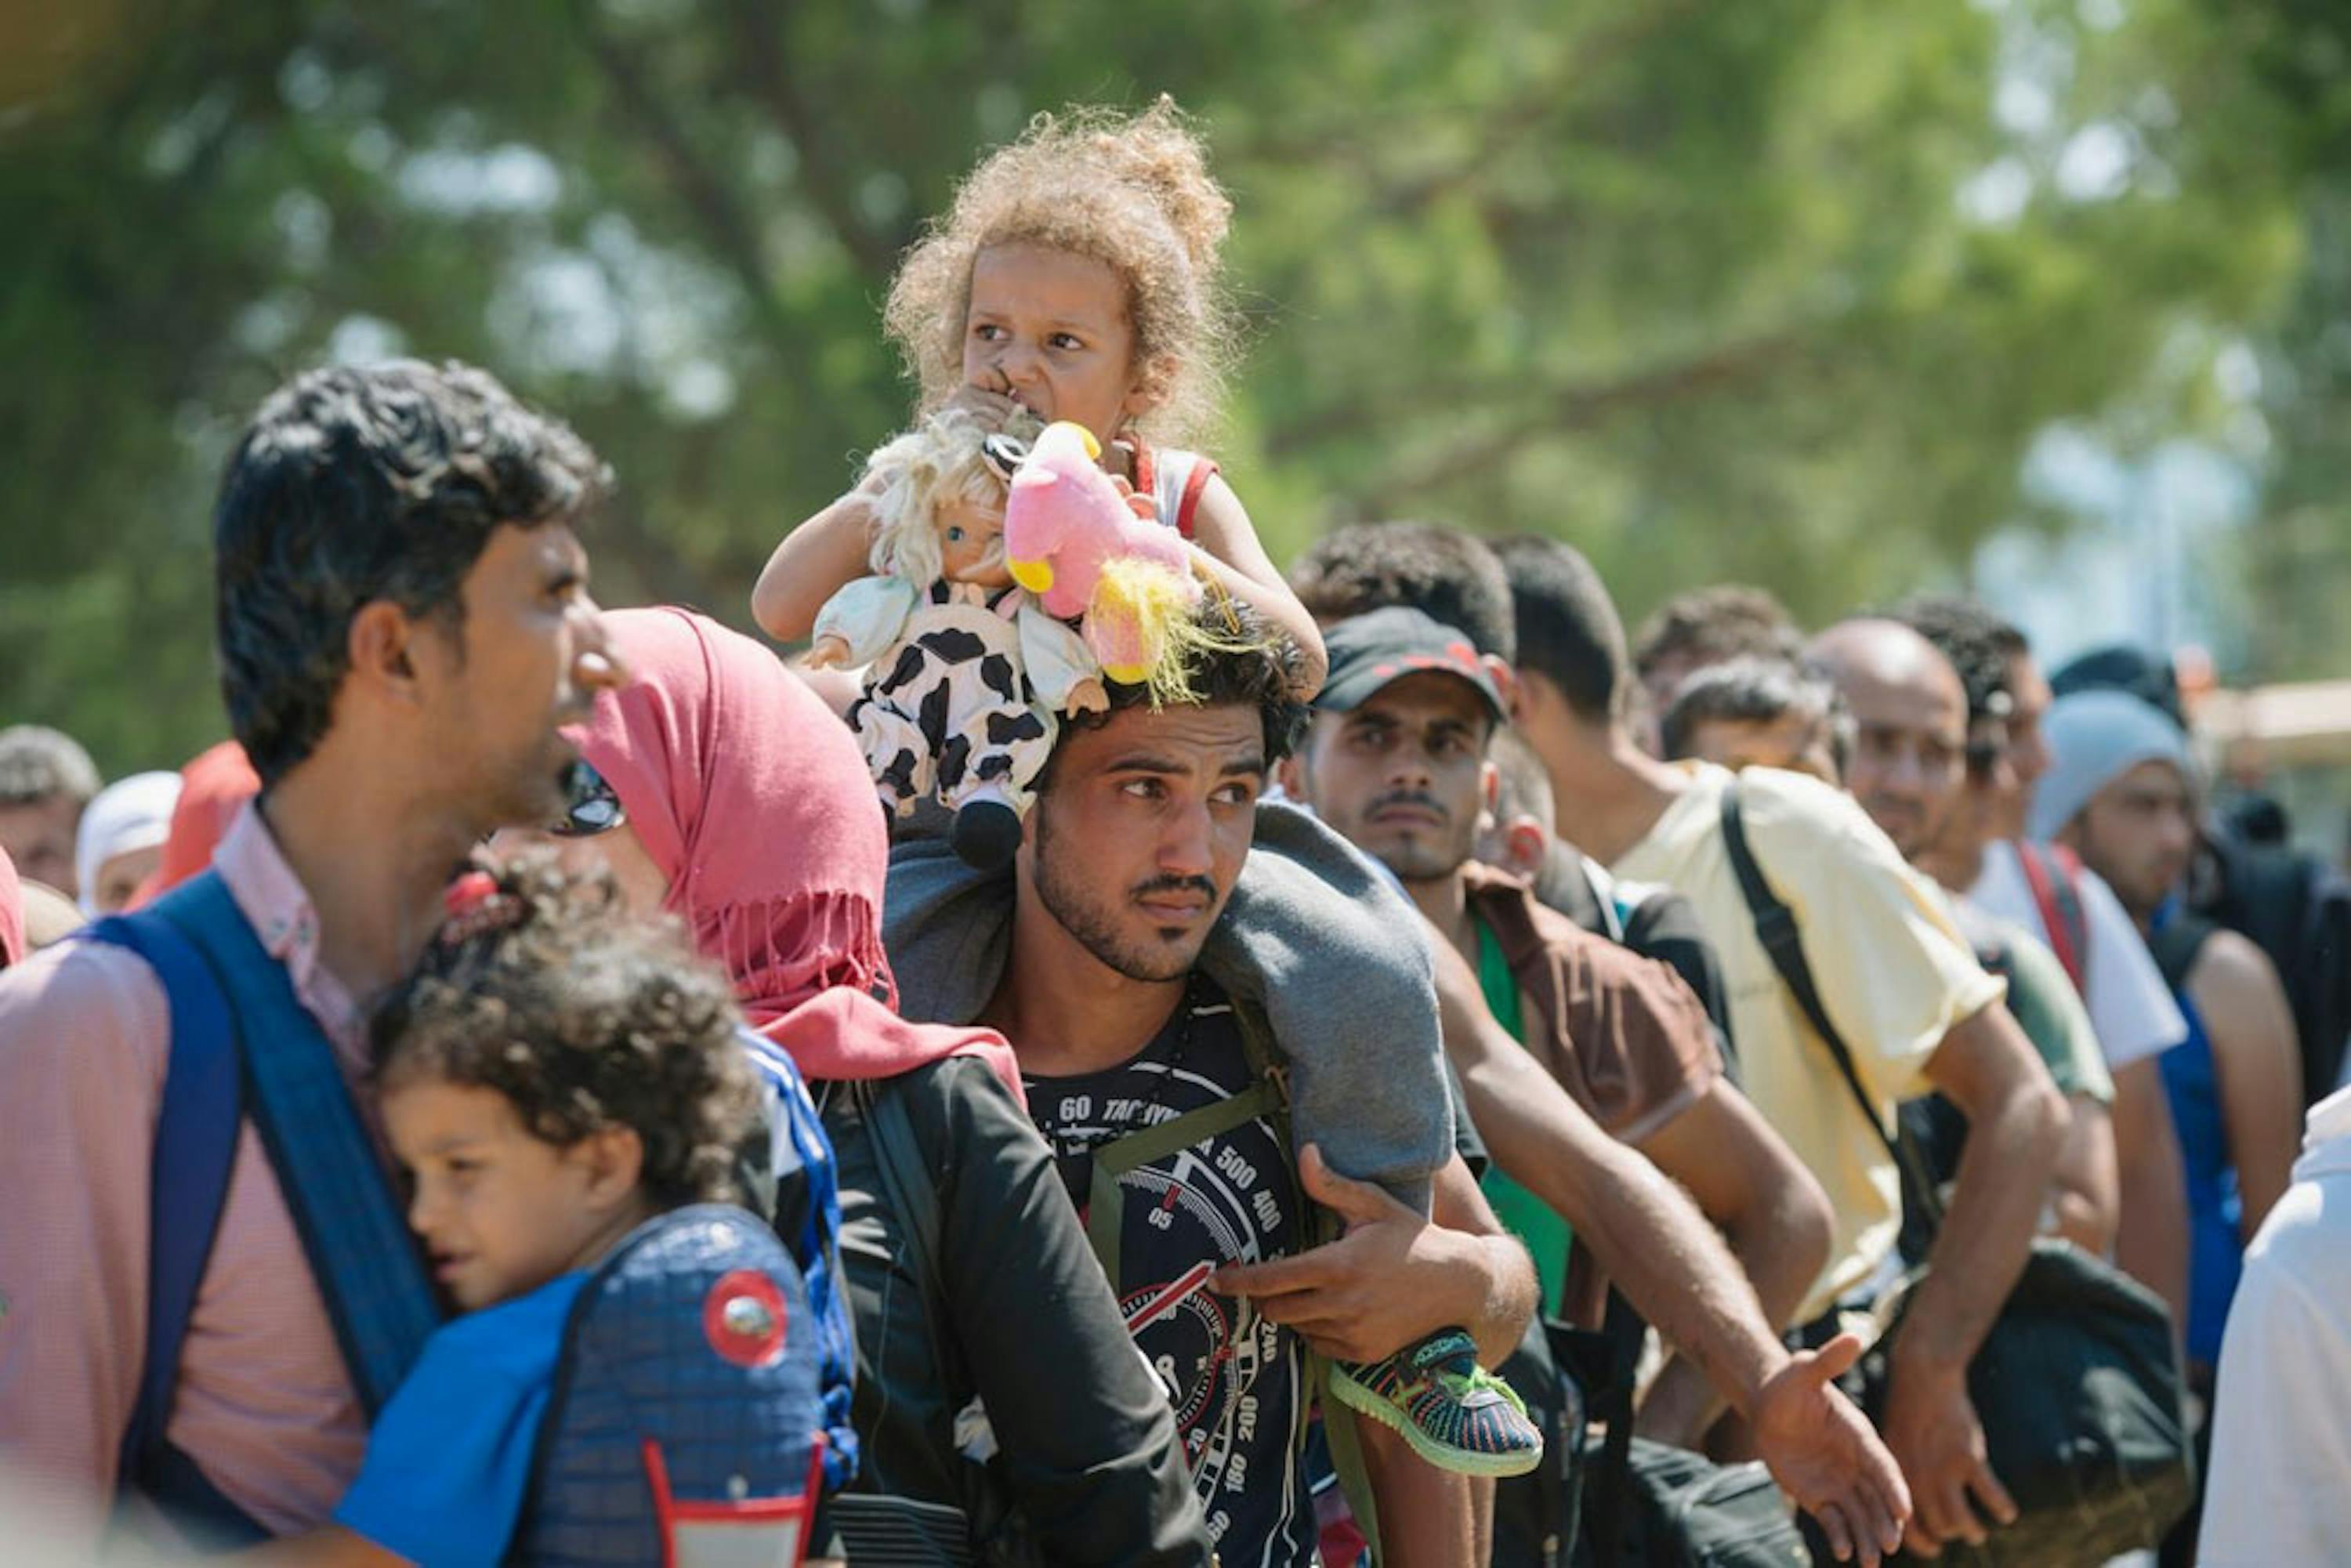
[213,798,366,1065]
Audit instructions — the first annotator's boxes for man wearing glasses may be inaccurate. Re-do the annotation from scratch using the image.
[0,362,629,1548]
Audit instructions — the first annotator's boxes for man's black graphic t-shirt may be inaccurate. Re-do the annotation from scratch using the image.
[1025,978,1311,1568]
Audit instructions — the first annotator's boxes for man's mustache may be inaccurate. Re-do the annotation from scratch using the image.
[1370,788,1448,820]
[1131,873,1219,904]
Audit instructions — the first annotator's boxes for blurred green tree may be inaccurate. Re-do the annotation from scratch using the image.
[0,0,2317,769]
[2209,0,2351,683]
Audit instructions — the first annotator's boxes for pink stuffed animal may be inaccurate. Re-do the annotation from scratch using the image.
[1003,422,1203,693]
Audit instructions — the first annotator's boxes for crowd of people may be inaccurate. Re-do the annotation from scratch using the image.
[2,97,2347,1568]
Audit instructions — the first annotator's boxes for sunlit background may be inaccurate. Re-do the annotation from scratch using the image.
[4,0,2346,849]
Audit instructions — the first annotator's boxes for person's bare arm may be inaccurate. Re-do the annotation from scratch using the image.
[2191,930,2303,1240]
[1183,477,1328,695]
[1882,1000,2067,1555]
[788,657,865,720]
[2110,1056,2190,1327]
[1430,1150,1544,1368]
[1211,1146,1537,1370]
[2046,1092,2120,1256]
[1427,936,1908,1563]
[751,488,878,643]
[1437,970,1776,1401]
[1633,1083,1837,1446]
[1357,1421,1474,1567]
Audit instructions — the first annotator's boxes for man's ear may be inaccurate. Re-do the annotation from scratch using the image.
[1505,664,1539,726]
[347,600,426,705]
[1276,753,1307,803]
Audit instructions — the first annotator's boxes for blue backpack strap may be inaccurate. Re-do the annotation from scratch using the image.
[737,1027,859,1490]
[78,909,267,1544]
[146,871,440,1415]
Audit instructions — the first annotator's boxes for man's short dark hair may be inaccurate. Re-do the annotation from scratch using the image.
[1491,535,1629,724]
[1043,599,1308,788]
[1893,594,2018,727]
[0,725,101,807]
[1658,655,1843,765]
[1289,522,1516,662]
[215,360,610,787]
[1632,584,1802,686]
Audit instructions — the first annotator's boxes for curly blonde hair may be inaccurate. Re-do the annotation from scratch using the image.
[884,96,1237,449]
[860,405,1039,585]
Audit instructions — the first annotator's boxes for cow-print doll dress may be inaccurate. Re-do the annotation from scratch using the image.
[853,581,1055,810]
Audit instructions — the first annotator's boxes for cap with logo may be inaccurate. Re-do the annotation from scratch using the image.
[1317,607,1506,722]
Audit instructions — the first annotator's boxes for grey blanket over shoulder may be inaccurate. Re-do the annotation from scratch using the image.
[884,799,1452,1214]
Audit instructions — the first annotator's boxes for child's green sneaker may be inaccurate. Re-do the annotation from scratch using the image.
[1330,1327,1544,1478]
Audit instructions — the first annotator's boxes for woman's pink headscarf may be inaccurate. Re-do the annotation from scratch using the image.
[574,606,1022,1102]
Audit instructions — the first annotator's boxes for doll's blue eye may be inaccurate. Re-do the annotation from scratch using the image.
[947,527,966,541]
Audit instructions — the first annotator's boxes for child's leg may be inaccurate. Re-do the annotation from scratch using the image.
[1202,801,1454,1215]
[1197,802,1541,1476]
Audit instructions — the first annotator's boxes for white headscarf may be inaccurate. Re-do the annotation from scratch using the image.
[74,770,183,915]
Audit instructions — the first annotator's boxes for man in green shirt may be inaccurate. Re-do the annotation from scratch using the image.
[1283,607,1835,1448]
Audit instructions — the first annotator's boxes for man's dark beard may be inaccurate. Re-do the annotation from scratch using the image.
[1363,786,1473,880]
[1031,799,1218,983]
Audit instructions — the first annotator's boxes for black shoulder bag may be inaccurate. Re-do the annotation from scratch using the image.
[1719,780,2193,1566]
[824,1076,1037,1568]
[1570,1286,1808,1568]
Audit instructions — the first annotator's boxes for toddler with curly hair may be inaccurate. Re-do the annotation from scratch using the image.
[752,96,1326,697]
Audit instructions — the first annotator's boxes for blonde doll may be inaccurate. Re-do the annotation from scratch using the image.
[806,408,1103,869]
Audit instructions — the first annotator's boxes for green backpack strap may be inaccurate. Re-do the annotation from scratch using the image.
[1091,998,1385,1563]
[1083,1080,1284,1288]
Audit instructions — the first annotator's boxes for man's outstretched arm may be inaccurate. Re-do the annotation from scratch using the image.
[1424,932,1910,1563]
[1632,1081,1836,1446]
[2110,1058,2190,1331]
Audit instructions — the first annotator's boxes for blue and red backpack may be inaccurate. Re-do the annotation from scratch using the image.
[87,870,849,1558]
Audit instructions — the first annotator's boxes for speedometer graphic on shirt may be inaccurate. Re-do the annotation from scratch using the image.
[1115,1150,1268,1449]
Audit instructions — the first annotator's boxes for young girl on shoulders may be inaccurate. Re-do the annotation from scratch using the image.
[752,96,1326,696]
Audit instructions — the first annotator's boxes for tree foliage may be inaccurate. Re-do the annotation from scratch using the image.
[0,0,2330,770]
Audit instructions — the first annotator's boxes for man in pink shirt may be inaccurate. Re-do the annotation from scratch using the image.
[0,360,627,1546]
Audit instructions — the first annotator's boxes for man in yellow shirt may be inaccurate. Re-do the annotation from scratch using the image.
[1492,537,2067,1561]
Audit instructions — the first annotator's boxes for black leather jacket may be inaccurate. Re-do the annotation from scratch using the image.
[817,1056,1210,1566]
